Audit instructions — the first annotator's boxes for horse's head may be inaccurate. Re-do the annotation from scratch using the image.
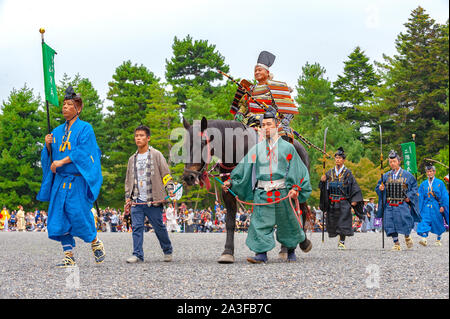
[182,116,211,187]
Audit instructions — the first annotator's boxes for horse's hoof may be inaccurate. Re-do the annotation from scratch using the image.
[299,238,312,253]
[278,251,288,261]
[218,254,235,264]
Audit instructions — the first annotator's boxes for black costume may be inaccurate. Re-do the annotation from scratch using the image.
[319,148,364,238]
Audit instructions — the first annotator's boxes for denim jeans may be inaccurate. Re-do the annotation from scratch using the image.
[131,200,173,260]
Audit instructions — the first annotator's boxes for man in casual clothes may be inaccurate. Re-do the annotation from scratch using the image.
[125,125,175,263]
[362,198,376,232]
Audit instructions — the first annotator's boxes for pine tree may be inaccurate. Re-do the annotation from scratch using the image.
[102,60,160,207]
[367,7,449,162]
[332,46,380,137]
[293,62,337,134]
[54,74,106,152]
[0,86,45,209]
[145,83,182,161]
[165,35,230,106]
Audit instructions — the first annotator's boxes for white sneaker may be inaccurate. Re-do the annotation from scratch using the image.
[126,255,143,263]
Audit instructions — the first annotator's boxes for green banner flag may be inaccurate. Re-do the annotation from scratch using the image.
[42,42,58,106]
[401,141,417,174]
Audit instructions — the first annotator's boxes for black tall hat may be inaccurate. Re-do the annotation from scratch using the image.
[335,147,346,159]
[425,163,436,171]
[64,85,77,100]
[389,149,399,159]
[256,51,276,70]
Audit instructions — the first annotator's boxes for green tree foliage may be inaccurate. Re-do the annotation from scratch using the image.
[291,62,367,205]
[293,62,336,133]
[165,34,230,106]
[332,46,380,138]
[145,83,181,159]
[0,86,44,209]
[54,74,107,152]
[102,61,160,207]
[434,146,449,182]
[181,81,236,122]
[310,156,383,206]
[365,7,449,164]
[297,114,367,206]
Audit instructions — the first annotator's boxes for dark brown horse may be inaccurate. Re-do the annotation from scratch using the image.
[182,117,311,263]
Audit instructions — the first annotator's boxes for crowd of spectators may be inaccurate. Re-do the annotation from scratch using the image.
[0,205,47,232]
[1,200,386,234]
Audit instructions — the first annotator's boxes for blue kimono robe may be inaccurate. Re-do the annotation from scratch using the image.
[417,178,449,237]
[375,168,421,236]
[37,118,102,244]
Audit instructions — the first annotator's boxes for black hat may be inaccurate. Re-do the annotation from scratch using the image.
[425,163,436,171]
[262,111,276,120]
[64,86,78,100]
[335,147,346,159]
[389,149,400,160]
[256,51,276,70]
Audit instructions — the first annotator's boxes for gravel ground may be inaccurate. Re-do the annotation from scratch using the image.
[0,231,448,299]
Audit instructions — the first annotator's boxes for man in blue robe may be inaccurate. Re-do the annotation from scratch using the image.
[375,150,421,251]
[417,164,449,247]
[37,86,105,267]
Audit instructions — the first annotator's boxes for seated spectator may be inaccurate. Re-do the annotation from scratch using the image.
[36,218,45,232]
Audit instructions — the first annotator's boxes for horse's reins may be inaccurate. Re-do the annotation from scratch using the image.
[125,184,183,214]
[184,128,304,228]
[214,176,304,228]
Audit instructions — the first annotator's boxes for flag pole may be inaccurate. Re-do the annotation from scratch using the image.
[40,28,53,162]
[412,133,417,181]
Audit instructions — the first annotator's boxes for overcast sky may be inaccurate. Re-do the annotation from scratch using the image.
[0,0,448,109]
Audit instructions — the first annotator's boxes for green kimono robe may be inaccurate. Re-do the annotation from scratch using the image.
[230,137,312,253]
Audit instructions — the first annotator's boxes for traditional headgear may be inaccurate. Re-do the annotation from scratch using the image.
[63,85,83,120]
[64,85,78,100]
[262,111,276,120]
[389,149,401,160]
[425,163,436,171]
[335,147,346,159]
[248,114,262,128]
[256,51,276,71]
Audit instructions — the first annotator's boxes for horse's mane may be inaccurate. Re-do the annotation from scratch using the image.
[204,119,248,132]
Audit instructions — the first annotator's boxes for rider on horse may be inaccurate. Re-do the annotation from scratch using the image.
[230,51,298,143]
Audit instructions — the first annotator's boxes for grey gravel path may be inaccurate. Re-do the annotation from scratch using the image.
[0,231,448,299]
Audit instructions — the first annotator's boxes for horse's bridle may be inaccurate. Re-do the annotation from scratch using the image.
[183,128,237,183]
[183,129,212,179]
